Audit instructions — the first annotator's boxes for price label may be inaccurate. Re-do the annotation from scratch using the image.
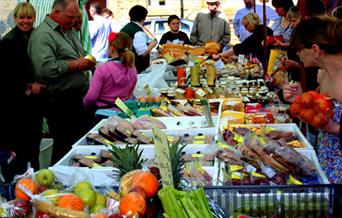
[152,127,174,187]
[115,98,136,118]
[196,89,206,98]
[214,59,225,70]
[144,84,152,96]
[238,54,245,64]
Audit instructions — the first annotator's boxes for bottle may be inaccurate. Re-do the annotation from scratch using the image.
[190,63,201,87]
[206,63,216,86]
[177,66,186,87]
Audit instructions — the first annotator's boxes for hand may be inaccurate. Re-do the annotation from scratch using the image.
[26,82,46,95]
[149,39,158,48]
[281,58,300,70]
[283,82,302,103]
[319,118,340,135]
[212,54,220,60]
[77,57,96,71]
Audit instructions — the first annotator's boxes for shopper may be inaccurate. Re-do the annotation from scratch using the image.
[190,0,230,48]
[290,16,342,183]
[233,0,279,42]
[27,0,96,164]
[213,13,273,66]
[159,15,191,45]
[89,2,112,60]
[271,0,294,44]
[120,5,157,73]
[84,32,137,121]
[0,2,45,182]
[101,8,122,32]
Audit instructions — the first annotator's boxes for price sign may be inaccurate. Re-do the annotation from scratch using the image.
[152,127,174,187]
[115,98,136,118]
[144,84,152,96]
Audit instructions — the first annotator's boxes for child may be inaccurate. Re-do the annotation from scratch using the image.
[159,15,191,45]
[84,32,137,120]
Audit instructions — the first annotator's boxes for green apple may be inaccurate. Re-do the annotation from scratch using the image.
[78,189,96,207]
[91,203,106,214]
[35,169,55,186]
[42,189,59,204]
[74,181,93,194]
[95,192,106,206]
[84,54,96,63]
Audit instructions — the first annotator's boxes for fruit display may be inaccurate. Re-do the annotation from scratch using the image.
[289,91,333,128]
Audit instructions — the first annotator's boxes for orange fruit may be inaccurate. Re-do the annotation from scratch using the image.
[139,97,146,103]
[293,95,302,104]
[15,178,38,201]
[93,214,108,218]
[147,96,154,103]
[289,103,302,117]
[299,108,315,123]
[307,90,321,99]
[313,98,331,113]
[57,194,84,211]
[311,113,329,129]
[130,171,159,198]
[154,96,161,103]
[119,192,146,217]
[301,92,314,108]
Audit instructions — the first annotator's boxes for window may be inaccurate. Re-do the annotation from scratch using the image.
[180,22,190,32]
[155,21,168,34]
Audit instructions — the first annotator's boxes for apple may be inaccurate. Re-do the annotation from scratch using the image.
[78,189,96,207]
[95,192,106,206]
[84,54,96,63]
[36,211,51,218]
[74,181,93,195]
[10,199,31,217]
[91,203,106,214]
[41,189,59,204]
[35,169,55,186]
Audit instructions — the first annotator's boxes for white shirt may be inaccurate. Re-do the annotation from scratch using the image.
[132,21,149,56]
[233,4,280,42]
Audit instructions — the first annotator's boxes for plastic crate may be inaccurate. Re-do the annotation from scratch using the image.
[204,184,340,218]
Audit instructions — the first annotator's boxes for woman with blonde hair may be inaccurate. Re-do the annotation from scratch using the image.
[213,13,273,65]
[0,2,45,181]
[84,32,137,120]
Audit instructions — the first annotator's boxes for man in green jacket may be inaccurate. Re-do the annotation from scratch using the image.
[28,0,96,164]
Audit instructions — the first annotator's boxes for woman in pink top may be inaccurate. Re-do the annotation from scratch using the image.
[84,32,137,115]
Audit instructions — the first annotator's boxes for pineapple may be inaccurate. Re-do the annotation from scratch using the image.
[169,139,187,189]
[109,143,146,180]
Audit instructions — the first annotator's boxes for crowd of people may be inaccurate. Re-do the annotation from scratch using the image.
[0,0,341,184]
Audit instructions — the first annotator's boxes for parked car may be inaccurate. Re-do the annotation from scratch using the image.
[143,18,193,44]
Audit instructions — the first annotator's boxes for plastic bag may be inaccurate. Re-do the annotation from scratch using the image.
[133,59,169,98]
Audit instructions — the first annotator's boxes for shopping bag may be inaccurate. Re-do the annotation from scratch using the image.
[133,59,169,98]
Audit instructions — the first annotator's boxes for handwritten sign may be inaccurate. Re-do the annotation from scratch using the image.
[152,127,174,187]
[115,98,136,118]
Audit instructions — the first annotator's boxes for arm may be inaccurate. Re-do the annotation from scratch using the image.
[212,48,235,60]
[232,11,241,38]
[220,15,231,46]
[190,14,199,45]
[133,31,157,57]
[320,119,340,136]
